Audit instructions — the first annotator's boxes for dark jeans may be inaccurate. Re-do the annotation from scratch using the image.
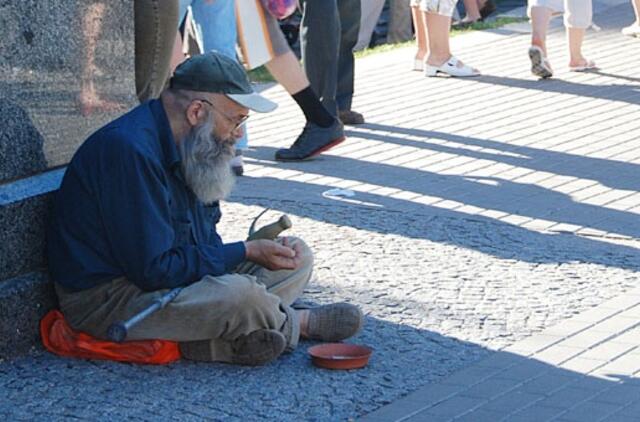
[299,0,361,115]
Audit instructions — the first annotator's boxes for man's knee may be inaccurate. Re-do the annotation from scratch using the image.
[286,236,314,271]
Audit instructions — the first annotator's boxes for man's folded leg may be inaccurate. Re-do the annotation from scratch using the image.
[56,273,300,365]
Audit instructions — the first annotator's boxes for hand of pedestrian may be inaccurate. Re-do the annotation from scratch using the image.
[245,238,302,271]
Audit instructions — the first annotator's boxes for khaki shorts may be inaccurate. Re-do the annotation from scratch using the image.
[237,1,292,69]
[528,0,592,28]
[410,0,457,17]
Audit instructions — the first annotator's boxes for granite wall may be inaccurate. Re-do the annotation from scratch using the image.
[0,0,136,182]
[0,0,137,358]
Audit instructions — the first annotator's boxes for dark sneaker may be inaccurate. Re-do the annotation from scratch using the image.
[306,303,363,342]
[275,120,345,161]
[339,109,365,125]
[179,329,286,366]
[479,0,496,20]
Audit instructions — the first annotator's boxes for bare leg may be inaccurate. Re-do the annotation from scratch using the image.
[530,6,552,55]
[411,5,427,61]
[424,11,451,65]
[169,32,186,74]
[634,0,640,25]
[265,51,310,95]
[461,0,482,22]
[567,27,589,67]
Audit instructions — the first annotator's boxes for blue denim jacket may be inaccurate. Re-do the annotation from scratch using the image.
[47,99,245,292]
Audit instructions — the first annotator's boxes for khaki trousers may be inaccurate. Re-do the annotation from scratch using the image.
[56,237,313,363]
[134,0,180,103]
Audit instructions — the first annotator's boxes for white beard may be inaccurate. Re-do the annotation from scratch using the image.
[179,116,236,204]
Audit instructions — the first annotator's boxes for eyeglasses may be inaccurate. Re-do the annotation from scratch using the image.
[197,99,249,131]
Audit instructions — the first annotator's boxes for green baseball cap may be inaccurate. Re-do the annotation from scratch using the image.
[170,51,277,113]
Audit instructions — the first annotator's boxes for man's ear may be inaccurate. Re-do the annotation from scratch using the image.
[185,101,205,126]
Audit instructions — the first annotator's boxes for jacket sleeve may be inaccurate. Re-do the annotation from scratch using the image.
[97,131,246,291]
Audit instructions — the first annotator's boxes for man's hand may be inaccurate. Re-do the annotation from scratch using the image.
[244,237,303,271]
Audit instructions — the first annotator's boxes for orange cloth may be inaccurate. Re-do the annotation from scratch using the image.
[40,310,180,364]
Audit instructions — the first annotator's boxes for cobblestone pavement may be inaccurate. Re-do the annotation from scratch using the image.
[2,1,640,421]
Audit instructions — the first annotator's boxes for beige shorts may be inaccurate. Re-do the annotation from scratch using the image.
[236,0,291,69]
[410,0,457,17]
[528,0,592,28]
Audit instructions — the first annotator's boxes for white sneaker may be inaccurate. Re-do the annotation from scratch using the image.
[622,24,640,37]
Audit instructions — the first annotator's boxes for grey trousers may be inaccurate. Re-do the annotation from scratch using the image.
[134,0,179,103]
[56,237,313,363]
[299,0,362,115]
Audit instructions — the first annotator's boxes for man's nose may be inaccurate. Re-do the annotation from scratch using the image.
[232,124,245,139]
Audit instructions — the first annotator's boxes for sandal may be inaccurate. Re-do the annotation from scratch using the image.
[569,59,597,72]
[622,24,640,37]
[528,46,553,79]
[424,56,480,77]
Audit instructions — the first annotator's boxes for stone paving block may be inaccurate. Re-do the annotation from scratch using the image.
[556,400,620,422]
[482,390,544,414]
[497,360,553,383]
[438,364,504,387]
[460,377,522,400]
[539,320,594,338]
[518,373,581,395]
[570,306,623,323]
[592,383,640,406]
[360,383,467,422]
[419,395,486,418]
[590,315,640,334]
[560,357,607,374]
[533,345,583,365]
[506,404,565,422]
[556,329,615,349]
[504,333,570,355]
[474,352,527,370]
[452,408,504,422]
[535,386,598,409]
[580,341,638,362]
[591,353,640,379]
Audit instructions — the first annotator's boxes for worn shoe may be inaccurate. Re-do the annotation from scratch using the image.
[339,109,365,125]
[305,303,363,342]
[179,329,286,366]
[528,46,553,79]
[275,120,345,161]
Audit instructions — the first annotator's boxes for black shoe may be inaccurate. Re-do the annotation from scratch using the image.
[479,0,496,20]
[339,109,365,125]
[275,120,345,161]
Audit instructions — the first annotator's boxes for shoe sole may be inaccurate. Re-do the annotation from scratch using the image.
[275,136,346,162]
[232,329,286,366]
[529,47,553,79]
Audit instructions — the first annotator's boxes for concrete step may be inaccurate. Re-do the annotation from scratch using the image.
[0,168,63,282]
[0,271,55,359]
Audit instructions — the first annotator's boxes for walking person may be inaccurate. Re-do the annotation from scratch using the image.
[528,0,595,79]
[622,0,640,37]
[411,0,480,76]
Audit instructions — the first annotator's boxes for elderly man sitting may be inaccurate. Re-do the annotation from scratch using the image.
[47,52,363,365]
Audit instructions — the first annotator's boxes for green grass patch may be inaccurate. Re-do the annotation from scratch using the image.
[248,17,527,83]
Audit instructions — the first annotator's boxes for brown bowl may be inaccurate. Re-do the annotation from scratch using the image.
[308,343,372,370]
